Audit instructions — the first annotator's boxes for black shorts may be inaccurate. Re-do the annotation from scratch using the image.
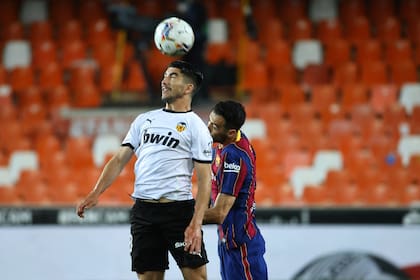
[130,199,209,273]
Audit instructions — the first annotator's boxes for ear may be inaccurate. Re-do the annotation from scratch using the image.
[184,83,194,95]
[227,129,237,140]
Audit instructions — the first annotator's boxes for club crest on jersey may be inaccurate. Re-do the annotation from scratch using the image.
[176,122,187,132]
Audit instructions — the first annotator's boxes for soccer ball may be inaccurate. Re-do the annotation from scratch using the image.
[154,17,195,57]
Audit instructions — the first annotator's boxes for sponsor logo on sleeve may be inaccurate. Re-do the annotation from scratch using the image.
[223,162,240,173]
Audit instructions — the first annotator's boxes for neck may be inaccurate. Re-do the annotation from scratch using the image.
[165,96,191,112]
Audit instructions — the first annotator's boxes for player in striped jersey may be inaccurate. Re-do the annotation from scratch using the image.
[204,100,268,280]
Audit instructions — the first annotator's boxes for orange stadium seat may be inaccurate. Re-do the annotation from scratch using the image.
[205,41,236,65]
[0,0,18,27]
[275,84,306,115]
[123,61,147,93]
[79,0,107,26]
[375,16,401,43]
[270,64,298,85]
[86,18,113,48]
[332,62,359,86]
[32,40,57,70]
[45,84,71,114]
[333,182,364,206]
[257,17,285,48]
[57,19,82,47]
[69,64,97,91]
[384,39,413,65]
[9,66,34,93]
[390,60,418,86]
[310,84,339,120]
[60,39,87,69]
[316,18,343,45]
[368,0,396,26]
[72,84,102,108]
[2,21,24,41]
[355,39,383,64]
[38,61,63,91]
[340,83,369,114]
[29,20,53,47]
[301,64,331,88]
[264,39,292,70]
[288,18,313,42]
[278,0,307,25]
[345,16,371,45]
[324,39,352,67]
[301,185,332,205]
[360,61,389,86]
[17,86,43,108]
[339,0,366,27]
[399,183,420,206]
[406,18,420,44]
[369,84,399,115]
[50,1,75,26]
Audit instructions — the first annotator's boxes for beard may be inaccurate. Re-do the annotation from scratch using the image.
[161,89,184,104]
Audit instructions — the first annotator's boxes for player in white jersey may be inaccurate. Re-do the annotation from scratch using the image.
[77,61,212,280]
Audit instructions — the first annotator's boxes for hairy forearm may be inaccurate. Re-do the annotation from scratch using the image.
[203,207,224,225]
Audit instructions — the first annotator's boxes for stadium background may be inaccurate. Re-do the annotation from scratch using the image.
[1,0,420,279]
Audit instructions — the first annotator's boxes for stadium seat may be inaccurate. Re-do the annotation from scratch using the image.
[339,0,366,27]
[8,150,39,184]
[375,16,402,44]
[45,84,71,114]
[345,16,371,45]
[38,61,63,91]
[309,0,338,22]
[32,40,57,70]
[2,21,24,41]
[369,84,399,115]
[283,150,312,178]
[333,182,364,206]
[292,40,323,70]
[92,134,121,168]
[20,0,48,24]
[56,19,82,47]
[389,60,418,86]
[355,39,383,64]
[72,83,102,108]
[397,135,420,167]
[264,39,292,70]
[290,166,324,198]
[17,85,43,108]
[399,83,420,115]
[313,149,343,181]
[60,39,87,69]
[123,61,148,93]
[29,20,53,47]
[288,18,313,42]
[9,65,34,93]
[275,84,306,114]
[332,62,359,86]
[316,18,343,44]
[384,39,413,65]
[301,64,331,88]
[65,136,95,169]
[79,0,107,26]
[367,0,396,26]
[2,40,31,70]
[257,18,285,48]
[310,85,339,120]
[324,39,351,67]
[270,64,297,85]
[301,185,332,205]
[0,186,19,204]
[340,83,369,114]
[0,0,19,27]
[86,18,113,48]
[49,0,75,26]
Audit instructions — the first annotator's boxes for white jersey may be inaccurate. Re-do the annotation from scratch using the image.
[122,108,213,201]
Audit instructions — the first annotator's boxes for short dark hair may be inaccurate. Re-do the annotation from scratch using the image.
[169,60,203,90]
[212,100,246,130]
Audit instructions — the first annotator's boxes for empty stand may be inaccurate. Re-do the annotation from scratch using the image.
[399,83,420,115]
[292,40,323,70]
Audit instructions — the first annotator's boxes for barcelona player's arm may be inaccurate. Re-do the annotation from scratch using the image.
[203,193,236,224]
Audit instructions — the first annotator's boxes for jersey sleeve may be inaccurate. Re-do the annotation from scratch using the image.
[220,149,247,197]
[122,114,143,150]
[191,116,212,163]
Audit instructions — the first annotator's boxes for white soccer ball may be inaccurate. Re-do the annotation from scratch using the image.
[154,17,195,56]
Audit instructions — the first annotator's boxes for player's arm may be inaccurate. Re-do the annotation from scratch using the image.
[203,193,236,224]
[76,145,134,218]
[184,161,211,254]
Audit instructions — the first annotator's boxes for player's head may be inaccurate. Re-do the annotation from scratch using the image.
[168,60,203,92]
[208,100,246,144]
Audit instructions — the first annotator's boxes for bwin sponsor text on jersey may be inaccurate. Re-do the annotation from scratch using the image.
[143,131,180,148]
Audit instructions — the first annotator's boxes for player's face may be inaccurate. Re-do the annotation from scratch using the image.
[161,67,189,103]
[208,111,229,144]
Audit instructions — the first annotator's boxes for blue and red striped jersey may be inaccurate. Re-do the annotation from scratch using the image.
[211,131,260,249]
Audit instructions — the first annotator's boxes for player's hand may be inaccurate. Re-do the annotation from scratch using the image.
[76,193,99,218]
[184,223,202,255]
